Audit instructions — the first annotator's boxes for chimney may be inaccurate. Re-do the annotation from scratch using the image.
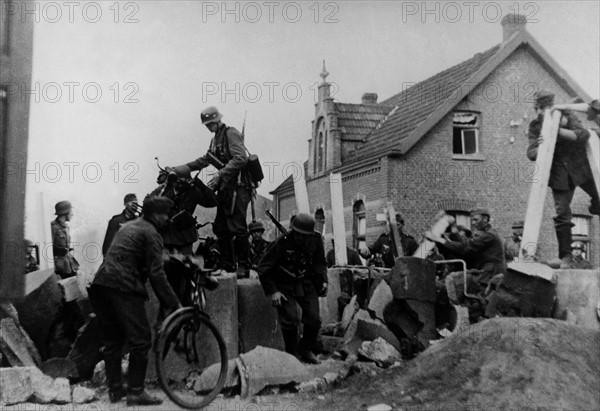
[501,14,527,42]
[362,93,378,105]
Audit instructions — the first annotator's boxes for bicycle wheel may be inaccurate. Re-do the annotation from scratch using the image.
[155,308,228,409]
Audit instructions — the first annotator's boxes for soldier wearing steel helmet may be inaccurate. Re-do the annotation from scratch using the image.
[173,106,252,278]
[248,221,270,270]
[561,241,593,269]
[257,213,328,364]
[51,200,79,279]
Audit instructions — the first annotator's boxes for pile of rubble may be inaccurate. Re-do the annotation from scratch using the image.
[0,270,100,406]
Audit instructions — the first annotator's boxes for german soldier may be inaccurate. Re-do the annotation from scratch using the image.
[257,214,328,364]
[248,221,270,270]
[89,196,181,406]
[359,213,418,268]
[51,201,79,279]
[174,106,252,278]
[102,193,139,257]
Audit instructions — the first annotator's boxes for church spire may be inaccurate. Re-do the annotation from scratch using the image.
[320,60,329,84]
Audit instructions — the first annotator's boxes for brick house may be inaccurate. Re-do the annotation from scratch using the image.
[270,15,599,266]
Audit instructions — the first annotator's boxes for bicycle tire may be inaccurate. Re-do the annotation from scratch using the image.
[155,308,228,409]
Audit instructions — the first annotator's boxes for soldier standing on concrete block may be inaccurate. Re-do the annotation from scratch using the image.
[173,106,252,278]
[102,193,139,257]
[257,213,328,364]
[527,90,600,266]
[248,221,270,271]
[358,213,418,267]
[89,196,181,406]
[51,201,79,279]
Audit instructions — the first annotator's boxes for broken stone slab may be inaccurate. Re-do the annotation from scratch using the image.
[58,276,85,302]
[554,269,600,331]
[358,337,402,368]
[0,366,34,405]
[39,357,78,380]
[502,266,557,317]
[14,271,64,360]
[0,303,20,324]
[340,294,359,332]
[367,404,393,411]
[387,257,437,303]
[507,261,556,282]
[319,267,342,324]
[0,318,39,366]
[66,313,102,380]
[342,309,402,356]
[191,358,240,393]
[72,385,97,403]
[237,346,311,399]
[29,367,56,404]
[320,335,344,353]
[53,377,72,404]
[367,280,393,321]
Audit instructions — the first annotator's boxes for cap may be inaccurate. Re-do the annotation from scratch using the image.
[248,221,265,233]
[54,201,72,216]
[142,196,174,216]
[534,90,555,109]
[571,241,585,250]
[123,193,137,205]
[470,208,490,218]
[512,220,524,229]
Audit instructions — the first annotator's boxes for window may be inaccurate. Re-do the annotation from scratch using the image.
[453,112,480,155]
[315,118,327,173]
[353,201,366,250]
[446,211,471,231]
[572,216,591,259]
[314,208,325,235]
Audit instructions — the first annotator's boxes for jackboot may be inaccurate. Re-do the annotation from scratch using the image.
[217,237,236,272]
[126,351,156,404]
[281,327,299,357]
[104,351,125,403]
[234,235,251,279]
[298,324,320,364]
[554,224,573,259]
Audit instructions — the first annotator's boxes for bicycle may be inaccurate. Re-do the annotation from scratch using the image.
[154,253,228,409]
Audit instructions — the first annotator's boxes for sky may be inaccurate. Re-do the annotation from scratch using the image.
[16,0,599,268]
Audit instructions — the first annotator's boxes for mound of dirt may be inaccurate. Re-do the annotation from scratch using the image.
[392,318,599,410]
[302,318,600,410]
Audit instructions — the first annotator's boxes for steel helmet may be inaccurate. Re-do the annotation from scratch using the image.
[248,221,265,233]
[201,106,222,124]
[571,241,585,251]
[290,213,315,235]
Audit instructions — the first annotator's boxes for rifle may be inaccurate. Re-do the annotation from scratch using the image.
[265,210,287,235]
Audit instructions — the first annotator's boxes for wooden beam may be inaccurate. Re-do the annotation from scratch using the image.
[292,174,310,215]
[386,202,403,258]
[329,173,347,265]
[519,109,561,261]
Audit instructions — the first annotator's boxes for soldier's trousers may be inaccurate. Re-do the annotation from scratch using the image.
[88,285,151,394]
[213,185,251,270]
[276,284,321,330]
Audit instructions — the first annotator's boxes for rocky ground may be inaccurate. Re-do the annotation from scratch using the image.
[3,318,598,411]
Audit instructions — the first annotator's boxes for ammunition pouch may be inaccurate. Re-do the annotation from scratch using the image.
[245,154,264,186]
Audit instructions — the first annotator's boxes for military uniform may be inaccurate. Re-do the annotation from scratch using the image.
[561,254,593,269]
[249,237,271,270]
[368,231,418,268]
[89,216,180,401]
[326,246,363,267]
[528,109,599,258]
[187,124,252,272]
[51,219,79,279]
[102,210,137,257]
[257,231,327,358]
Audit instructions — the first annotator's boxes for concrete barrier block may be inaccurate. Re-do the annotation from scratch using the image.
[237,278,284,353]
[0,366,34,405]
[388,257,436,303]
[206,272,238,360]
[58,276,85,302]
[554,269,600,331]
[319,268,342,325]
[504,266,556,317]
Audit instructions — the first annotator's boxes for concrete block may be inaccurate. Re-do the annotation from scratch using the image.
[66,313,103,380]
[0,366,34,405]
[206,272,238,361]
[39,357,78,380]
[72,385,97,403]
[58,276,85,302]
[14,272,64,360]
[340,295,358,332]
[554,269,600,331]
[0,318,37,366]
[320,335,344,353]
[29,367,55,404]
[339,267,388,308]
[358,337,401,368]
[343,309,402,356]
[367,281,393,321]
[504,266,557,317]
[387,257,437,303]
[53,377,72,404]
[319,268,342,324]
[237,278,283,353]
